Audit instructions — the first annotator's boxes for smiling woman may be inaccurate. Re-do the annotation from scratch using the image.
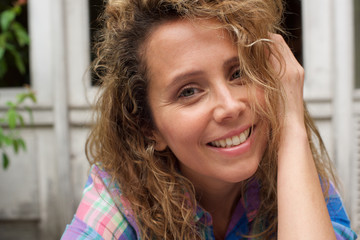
[61,0,357,239]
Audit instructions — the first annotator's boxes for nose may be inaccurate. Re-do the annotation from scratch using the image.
[212,84,246,123]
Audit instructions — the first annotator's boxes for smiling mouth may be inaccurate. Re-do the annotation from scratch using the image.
[208,127,253,148]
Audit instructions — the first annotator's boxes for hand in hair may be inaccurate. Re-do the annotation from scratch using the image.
[270,33,337,240]
[269,33,305,130]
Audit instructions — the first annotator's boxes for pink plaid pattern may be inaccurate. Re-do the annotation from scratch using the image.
[73,165,138,239]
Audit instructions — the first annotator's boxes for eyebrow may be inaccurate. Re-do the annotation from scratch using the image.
[172,71,204,84]
[223,56,240,69]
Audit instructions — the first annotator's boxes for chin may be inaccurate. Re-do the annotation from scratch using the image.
[222,163,259,183]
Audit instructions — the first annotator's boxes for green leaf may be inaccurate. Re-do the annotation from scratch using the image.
[13,139,19,153]
[13,6,22,15]
[17,114,24,127]
[0,48,5,60]
[13,51,25,74]
[7,109,18,129]
[28,92,37,103]
[2,152,9,169]
[0,132,3,148]
[6,101,16,108]
[0,34,6,60]
[6,43,25,74]
[16,92,27,104]
[17,138,26,151]
[0,34,6,47]
[0,58,7,78]
[25,106,34,123]
[2,135,13,146]
[11,22,29,47]
[0,10,16,32]
[16,92,36,106]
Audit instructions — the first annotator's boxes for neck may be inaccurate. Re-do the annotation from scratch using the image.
[179,165,244,238]
[196,182,243,240]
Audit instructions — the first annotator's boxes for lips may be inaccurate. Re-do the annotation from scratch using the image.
[209,127,252,148]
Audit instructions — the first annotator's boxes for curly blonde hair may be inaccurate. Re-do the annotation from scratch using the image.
[87,0,337,239]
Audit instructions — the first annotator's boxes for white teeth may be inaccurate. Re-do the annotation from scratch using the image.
[232,136,240,145]
[239,132,246,142]
[226,138,232,146]
[210,128,251,148]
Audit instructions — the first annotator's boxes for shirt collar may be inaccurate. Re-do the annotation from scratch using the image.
[194,178,260,226]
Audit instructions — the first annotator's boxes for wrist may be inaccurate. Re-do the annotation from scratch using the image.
[281,117,307,139]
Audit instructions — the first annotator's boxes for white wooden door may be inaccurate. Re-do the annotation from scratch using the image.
[0,0,92,238]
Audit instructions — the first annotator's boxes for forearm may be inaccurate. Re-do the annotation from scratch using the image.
[277,122,336,240]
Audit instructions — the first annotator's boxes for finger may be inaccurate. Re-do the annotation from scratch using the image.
[268,33,304,82]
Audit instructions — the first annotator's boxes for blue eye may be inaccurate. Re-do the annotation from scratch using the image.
[231,69,242,80]
[179,88,196,98]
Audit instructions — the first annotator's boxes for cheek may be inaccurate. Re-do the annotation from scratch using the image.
[257,117,271,163]
[154,106,210,148]
[252,87,270,149]
[159,112,203,141]
[255,87,266,108]
[248,86,269,121]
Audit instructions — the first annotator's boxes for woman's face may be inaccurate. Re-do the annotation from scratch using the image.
[146,19,269,189]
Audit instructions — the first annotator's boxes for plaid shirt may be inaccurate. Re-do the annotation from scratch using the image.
[61,165,357,240]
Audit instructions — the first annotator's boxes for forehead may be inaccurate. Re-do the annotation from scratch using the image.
[143,18,237,79]
[147,18,228,43]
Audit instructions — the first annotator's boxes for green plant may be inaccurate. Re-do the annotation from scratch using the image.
[0,89,36,169]
[0,0,29,80]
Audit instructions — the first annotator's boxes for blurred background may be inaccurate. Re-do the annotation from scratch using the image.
[0,0,358,239]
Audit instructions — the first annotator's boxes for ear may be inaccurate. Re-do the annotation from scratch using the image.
[152,131,167,151]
